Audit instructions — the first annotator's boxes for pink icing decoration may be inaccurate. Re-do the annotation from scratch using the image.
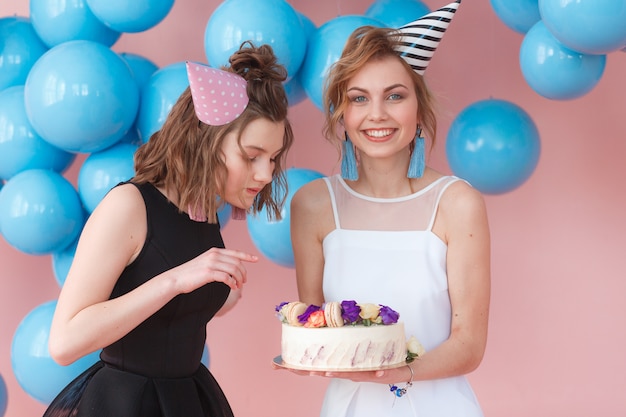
[186,61,249,126]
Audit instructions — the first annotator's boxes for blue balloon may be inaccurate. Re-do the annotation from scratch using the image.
[204,0,307,80]
[0,373,6,417]
[297,10,317,40]
[136,62,188,143]
[11,300,100,405]
[85,0,174,33]
[29,0,121,48]
[52,237,79,287]
[365,0,431,27]
[490,0,540,34]
[119,53,159,143]
[520,21,606,100]
[0,169,85,255]
[300,15,385,110]
[283,11,317,107]
[539,0,626,55]
[24,40,139,153]
[0,16,48,91]
[446,99,541,195]
[78,142,138,213]
[119,52,159,92]
[247,168,324,268]
[201,344,210,368]
[284,74,308,107]
[217,203,232,230]
[0,86,75,180]
[117,126,143,146]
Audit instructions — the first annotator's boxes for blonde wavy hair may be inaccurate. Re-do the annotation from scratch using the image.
[323,26,438,155]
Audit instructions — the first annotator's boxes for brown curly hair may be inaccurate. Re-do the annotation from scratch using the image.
[133,42,294,223]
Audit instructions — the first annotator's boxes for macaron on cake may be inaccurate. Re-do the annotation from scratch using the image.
[323,301,344,327]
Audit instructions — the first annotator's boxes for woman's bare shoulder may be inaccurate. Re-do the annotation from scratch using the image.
[291,177,331,213]
[439,178,488,230]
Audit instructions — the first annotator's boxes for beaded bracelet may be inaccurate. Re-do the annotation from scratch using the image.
[389,364,414,398]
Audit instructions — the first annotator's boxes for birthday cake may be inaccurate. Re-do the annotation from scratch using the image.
[276,300,420,370]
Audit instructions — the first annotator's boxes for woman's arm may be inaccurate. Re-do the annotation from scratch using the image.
[49,184,256,365]
[409,180,491,380]
[290,179,332,306]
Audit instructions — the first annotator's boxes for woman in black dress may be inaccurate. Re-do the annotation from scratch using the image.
[43,42,293,417]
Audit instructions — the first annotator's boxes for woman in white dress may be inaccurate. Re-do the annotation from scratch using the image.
[289,1,491,415]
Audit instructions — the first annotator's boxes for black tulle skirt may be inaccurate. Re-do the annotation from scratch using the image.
[43,361,234,417]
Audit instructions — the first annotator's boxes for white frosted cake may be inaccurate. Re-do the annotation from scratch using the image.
[281,322,407,370]
[276,300,411,370]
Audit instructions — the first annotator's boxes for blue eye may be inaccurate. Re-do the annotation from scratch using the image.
[350,95,367,103]
[388,93,402,100]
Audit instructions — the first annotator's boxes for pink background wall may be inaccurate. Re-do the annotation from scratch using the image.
[1,0,626,416]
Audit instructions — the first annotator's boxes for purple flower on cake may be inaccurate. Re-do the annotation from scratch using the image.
[341,300,361,324]
[298,304,321,324]
[379,305,400,325]
[277,300,401,328]
[275,302,288,322]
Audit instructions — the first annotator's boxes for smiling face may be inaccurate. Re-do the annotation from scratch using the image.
[220,117,285,210]
[343,55,419,163]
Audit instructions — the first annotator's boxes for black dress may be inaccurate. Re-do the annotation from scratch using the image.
[43,182,234,417]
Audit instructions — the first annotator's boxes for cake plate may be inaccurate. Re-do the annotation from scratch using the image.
[272,355,414,372]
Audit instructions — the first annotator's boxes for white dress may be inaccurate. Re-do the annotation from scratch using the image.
[320,175,483,417]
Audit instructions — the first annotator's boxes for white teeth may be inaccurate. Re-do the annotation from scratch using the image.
[365,129,393,137]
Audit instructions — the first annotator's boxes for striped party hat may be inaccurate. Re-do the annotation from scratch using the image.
[393,0,461,75]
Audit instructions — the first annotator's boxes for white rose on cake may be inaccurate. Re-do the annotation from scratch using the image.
[407,335,426,359]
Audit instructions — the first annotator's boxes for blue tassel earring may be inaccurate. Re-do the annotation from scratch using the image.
[341,132,358,181]
[407,127,425,178]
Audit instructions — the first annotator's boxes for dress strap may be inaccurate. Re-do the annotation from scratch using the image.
[322,177,341,229]
[426,176,465,232]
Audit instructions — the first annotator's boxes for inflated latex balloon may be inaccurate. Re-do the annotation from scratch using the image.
[284,75,307,107]
[201,344,210,368]
[85,0,174,33]
[24,40,139,153]
[520,21,606,100]
[78,142,138,213]
[29,0,121,48]
[365,0,430,27]
[217,203,232,230]
[119,53,159,145]
[136,62,188,143]
[539,0,626,55]
[0,373,6,417]
[204,0,307,80]
[446,99,541,195]
[297,10,317,39]
[283,11,317,107]
[11,300,100,405]
[0,86,75,180]
[247,168,324,268]
[300,15,385,110]
[52,237,78,287]
[0,16,48,91]
[490,0,540,34]
[0,169,85,255]
[119,52,159,91]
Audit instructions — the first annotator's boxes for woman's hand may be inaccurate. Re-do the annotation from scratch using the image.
[170,247,258,293]
[273,363,414,385]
